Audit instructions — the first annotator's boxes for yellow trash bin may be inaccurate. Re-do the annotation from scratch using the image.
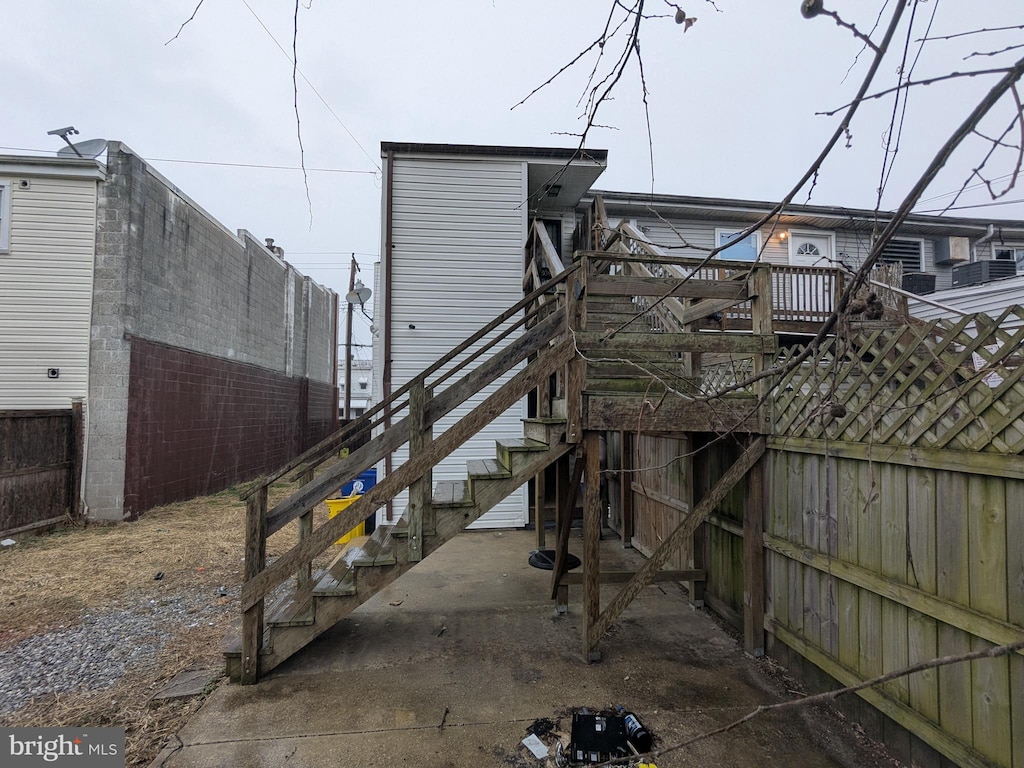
[326,495,364,545]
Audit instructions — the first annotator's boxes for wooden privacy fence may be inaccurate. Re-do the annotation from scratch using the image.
[0,405,83,536]
[695,307,1024,768]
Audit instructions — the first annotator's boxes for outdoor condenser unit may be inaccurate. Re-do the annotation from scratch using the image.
[950,259,1016,287]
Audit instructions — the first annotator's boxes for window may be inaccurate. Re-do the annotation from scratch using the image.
[715,228,760,261]
[995,247,1024,275]
[0,181,10,253]
[878,238,923,270]
[358,378,368,391]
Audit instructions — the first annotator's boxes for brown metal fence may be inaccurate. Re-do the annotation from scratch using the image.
[0,405,82,536]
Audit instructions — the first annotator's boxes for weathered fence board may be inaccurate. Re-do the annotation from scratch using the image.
[0,409,80,536]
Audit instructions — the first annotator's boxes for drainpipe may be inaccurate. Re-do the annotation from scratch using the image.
[383,150,394,521]
[973,224,996,261]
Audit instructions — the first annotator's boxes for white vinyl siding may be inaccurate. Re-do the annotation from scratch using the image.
[0,177,97,408]
[0,182,10,251]
[386,157,527,528]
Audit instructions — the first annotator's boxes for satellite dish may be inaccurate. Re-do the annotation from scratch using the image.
[57,138,107,159]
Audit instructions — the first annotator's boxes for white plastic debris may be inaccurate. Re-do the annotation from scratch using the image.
[522,733,549,759]
[1,538,16,547]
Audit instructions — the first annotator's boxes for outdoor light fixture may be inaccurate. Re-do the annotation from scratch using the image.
[779,231,789,241]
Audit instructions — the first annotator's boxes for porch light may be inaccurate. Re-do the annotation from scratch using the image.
[779,231,789,241]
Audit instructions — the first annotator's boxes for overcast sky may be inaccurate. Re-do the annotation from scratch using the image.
[3,1,1023,350]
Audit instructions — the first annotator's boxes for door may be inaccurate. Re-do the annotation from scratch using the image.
[787,232,834,320]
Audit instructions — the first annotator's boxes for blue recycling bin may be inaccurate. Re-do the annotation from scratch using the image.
[338,469,378,533]
[341,469,377,497]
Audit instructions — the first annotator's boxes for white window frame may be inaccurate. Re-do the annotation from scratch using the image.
[994,245,1024,275]
[0,180,10,253]
[715,227,761,261]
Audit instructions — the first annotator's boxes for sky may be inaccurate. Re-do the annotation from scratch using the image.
[3,1,1023,352]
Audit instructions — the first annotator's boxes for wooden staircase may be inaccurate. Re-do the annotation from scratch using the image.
[225,267,576,683]
[224,421,568,680]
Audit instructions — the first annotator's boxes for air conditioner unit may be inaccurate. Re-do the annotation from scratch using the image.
[933,236,970,266]
[951,259,1016,287]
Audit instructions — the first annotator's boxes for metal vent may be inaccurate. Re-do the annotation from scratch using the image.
[879,239,922,270]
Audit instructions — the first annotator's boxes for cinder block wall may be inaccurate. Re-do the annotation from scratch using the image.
[86,143,337,520]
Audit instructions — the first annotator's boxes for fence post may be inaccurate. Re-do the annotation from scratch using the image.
[241,483,267,684]
[743,455,766,657]
[70,398,84,520]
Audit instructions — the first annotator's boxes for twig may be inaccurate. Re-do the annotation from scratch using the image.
[599,638,1024,766]
[818,68,1014,117]
[291,0,313,229]
[165,0,205,45]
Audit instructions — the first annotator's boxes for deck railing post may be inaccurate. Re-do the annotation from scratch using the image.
[407,380,432,561]
[297,469,314,588]
[566,253,586,444]
[241,482,268,684]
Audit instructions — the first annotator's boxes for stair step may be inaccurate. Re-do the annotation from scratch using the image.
[312,568,356,597]
[496,437,552,473]
[433,480,473,507]
[523,417,567,444]
[266,590,314,628]
[467,458,511,480]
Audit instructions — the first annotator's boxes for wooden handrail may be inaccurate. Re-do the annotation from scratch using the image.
[242,265,578,499]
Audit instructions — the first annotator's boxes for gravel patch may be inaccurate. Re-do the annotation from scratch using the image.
[0,586,238,717]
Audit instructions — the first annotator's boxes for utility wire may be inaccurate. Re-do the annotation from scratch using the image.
[238,0,381,172]
[0,146,374,174]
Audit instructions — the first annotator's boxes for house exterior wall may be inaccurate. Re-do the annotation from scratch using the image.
[0,167,102,408]
[383,154,528,528]
[87,143,337,520]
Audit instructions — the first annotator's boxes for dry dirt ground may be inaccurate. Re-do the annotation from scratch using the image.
[0,483,332,767]
[1,488,904,768]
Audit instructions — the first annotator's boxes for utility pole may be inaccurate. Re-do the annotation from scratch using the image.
[344,255,357,421]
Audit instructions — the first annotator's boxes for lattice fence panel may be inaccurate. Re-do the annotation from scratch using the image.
[771,307,1024,455]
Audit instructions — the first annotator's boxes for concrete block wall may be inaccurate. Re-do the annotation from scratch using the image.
[86,143,337,520]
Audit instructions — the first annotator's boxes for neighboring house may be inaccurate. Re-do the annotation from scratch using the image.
[339,357,372,419]
[0,142,338,522]
[591,190,1024,296]
[374,142,607,528]
[373,141,1024,528]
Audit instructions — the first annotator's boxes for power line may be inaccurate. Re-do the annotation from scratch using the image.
[239,0,381,172]
[914,197,1024,214]
[0,146,375,175]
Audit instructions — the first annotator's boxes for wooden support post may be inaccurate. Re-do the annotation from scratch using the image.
[749,263,774,432]
[620,430,634,548]
[588,438,766,647]
[582,431,602,662]
[241,484,268,685]
[555,582,569,615]
[550,451,584,600]
[297,469,314,588]
[407,381,431,561]
[743,455,766,657]
[535,371,553,548]
[535,464,547,549]
[566,255,586,444]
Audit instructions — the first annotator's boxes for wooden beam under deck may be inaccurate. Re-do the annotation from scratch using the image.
[585,393,763,434]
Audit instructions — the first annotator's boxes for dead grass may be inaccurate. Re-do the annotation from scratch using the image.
[0,481,337,767]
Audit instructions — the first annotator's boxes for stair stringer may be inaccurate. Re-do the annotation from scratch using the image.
[227,439,571,680]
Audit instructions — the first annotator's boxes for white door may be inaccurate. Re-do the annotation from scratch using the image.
[787,233,834,319]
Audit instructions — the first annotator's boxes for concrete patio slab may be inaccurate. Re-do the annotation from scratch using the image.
[155,529,899,768]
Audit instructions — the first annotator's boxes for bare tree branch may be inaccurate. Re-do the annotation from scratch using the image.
[291,0,313,228]
[165,0,206,46]
[599,638,1024,766]
[919,24,1024,43]
[817,67,1015,116]
[966,42,1024,60]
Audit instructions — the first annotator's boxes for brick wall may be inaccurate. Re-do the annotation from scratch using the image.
[123,339,336,517]
[87,143,337,520]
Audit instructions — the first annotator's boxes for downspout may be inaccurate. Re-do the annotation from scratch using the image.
[383,150,394,521]
[973,224,996,261]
